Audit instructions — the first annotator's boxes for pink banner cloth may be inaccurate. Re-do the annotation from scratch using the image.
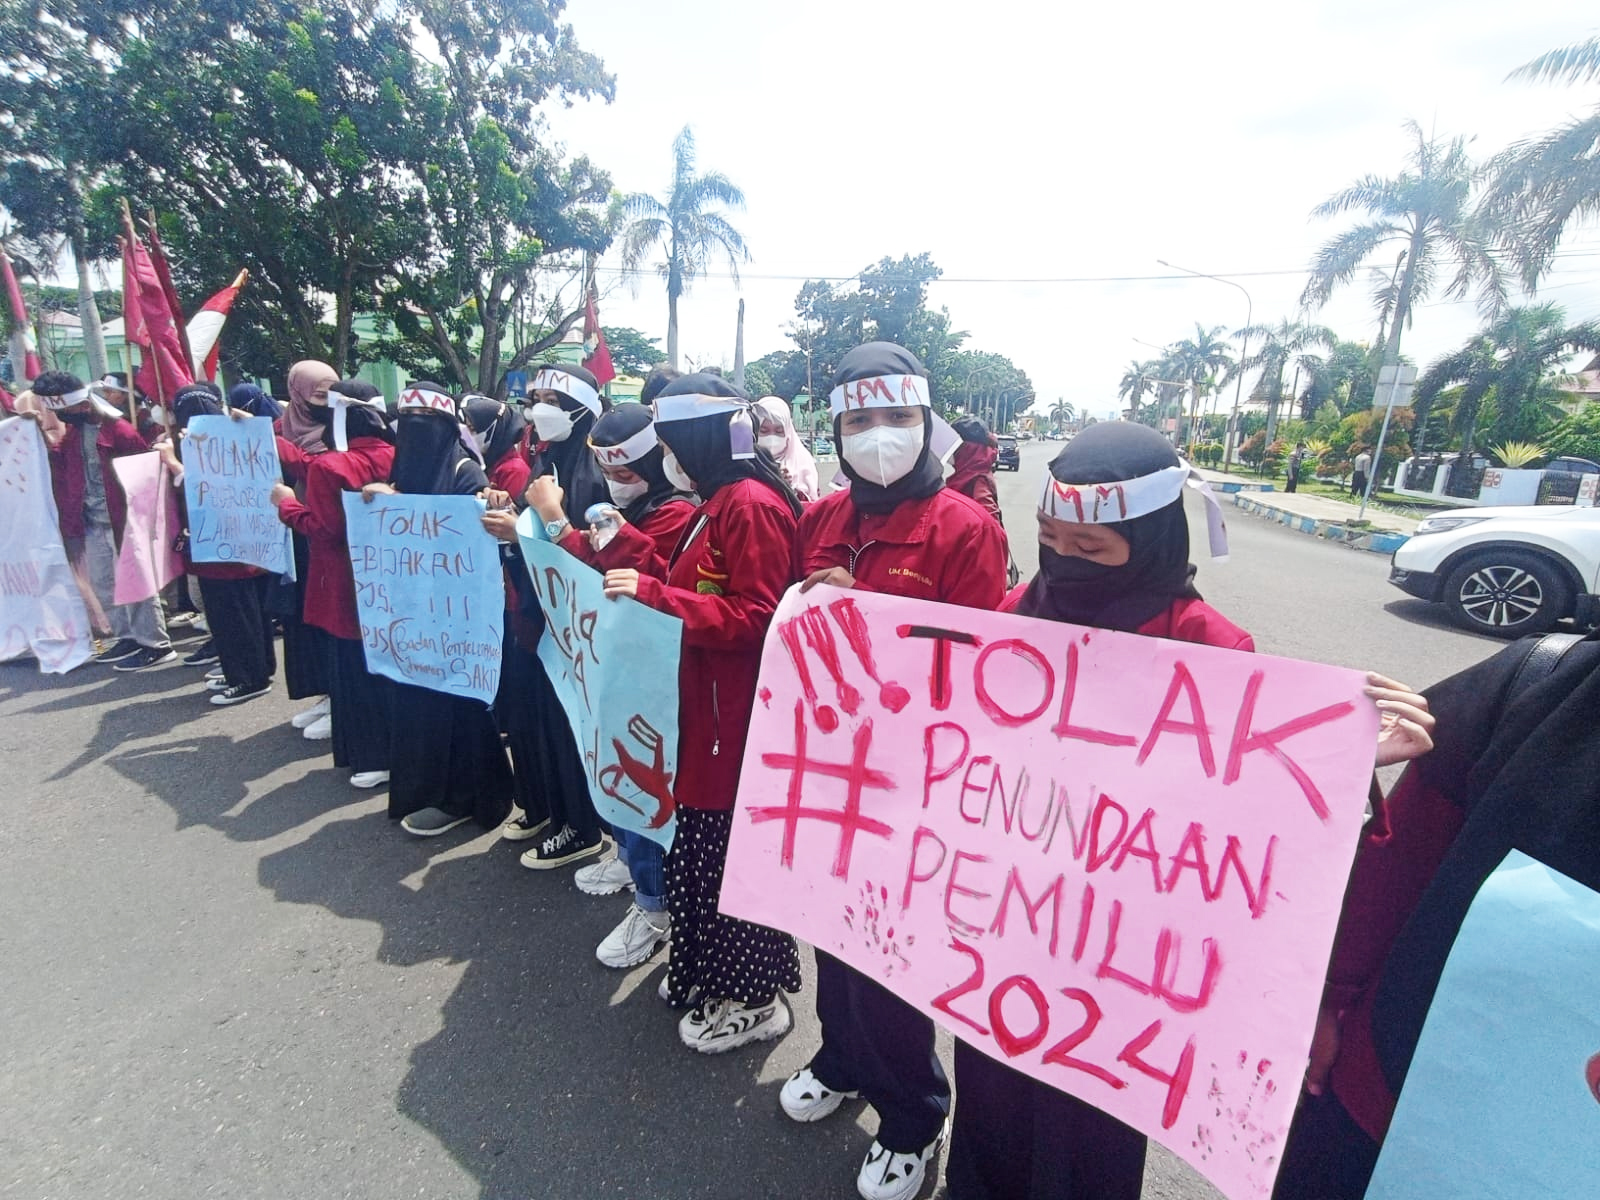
[721,584,1379,1200]
[111,451,183,605]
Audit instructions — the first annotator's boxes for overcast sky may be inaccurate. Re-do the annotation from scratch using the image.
[545,0,1600,417]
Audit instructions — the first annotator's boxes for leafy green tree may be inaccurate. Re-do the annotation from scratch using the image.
[1163,323,1233,442]
[600,326,663,378]
[1413,304,1600,455]
[1231,320,1336,442]
[1048,398,1077,432]
[620,126,748,368]
[1117,359,1157,422]
[741,361,776,399]
[746,349,810,400]
[1301,121,1507,418]
[1544,402,1600,462]
[1484,38,1600,288]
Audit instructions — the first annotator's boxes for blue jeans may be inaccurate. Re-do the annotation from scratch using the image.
[614,827,665,913]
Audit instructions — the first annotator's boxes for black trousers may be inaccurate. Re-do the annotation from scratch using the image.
[496,630,549,830]
[388,681,513,828]
[327,634,393,773]
[809,951,949,1151]
[197,575,275,691]
[1270,1091,1379,1200]
[947,1041,1146,1200]
[532,654,600,842]
[280,534,329,700]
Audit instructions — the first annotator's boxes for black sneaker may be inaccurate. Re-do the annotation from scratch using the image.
[113,646,178,672]
[94,638,143,664]
[182,641,220,667]
[210,682,270,706]
[519,825,606,870]
[401,807,472,837]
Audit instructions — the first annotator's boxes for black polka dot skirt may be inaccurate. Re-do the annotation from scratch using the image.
[664,807,801,1007]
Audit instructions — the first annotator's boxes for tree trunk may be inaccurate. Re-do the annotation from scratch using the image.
[732,298,745,391]
[70,226,109,382]
[667,288,680,370]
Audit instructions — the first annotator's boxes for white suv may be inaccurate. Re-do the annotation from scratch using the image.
[1389,506,1600,637]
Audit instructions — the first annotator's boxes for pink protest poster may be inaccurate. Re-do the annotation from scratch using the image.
[110,451,183,605]
[720,585,1379,1200]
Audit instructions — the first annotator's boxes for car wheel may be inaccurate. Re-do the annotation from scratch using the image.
[1442,550,1571,638]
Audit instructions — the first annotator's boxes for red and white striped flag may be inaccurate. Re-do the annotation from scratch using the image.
[187,270,249,381]
[582,291,615,386]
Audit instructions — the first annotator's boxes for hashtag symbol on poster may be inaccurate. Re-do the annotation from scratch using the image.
[750,700,896,878]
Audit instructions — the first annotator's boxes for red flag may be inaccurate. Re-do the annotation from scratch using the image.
[121,220,194,406]
[186,270,249,381]
[582,291,615,386]
[0,244,44,380]
[145,217,196,376]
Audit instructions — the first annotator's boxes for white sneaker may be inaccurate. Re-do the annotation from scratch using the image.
[780,1067,858,1123]
[350,770,389,789]
[291,696,330,729]
[596,904,670,968]
[575,854,635,896]
[678,995,791,1054]
[302,714,333,741]
[855,1124,948,1200]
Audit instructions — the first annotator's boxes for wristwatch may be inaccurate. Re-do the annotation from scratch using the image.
[544,517,571,540]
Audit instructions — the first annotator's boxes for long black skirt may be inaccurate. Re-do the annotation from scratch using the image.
[388,681,514,828]
[496,630,550,829]
[663,808,801,1007]
[197,574,276,691]
[279,533,329,700]
[327,634,393,773]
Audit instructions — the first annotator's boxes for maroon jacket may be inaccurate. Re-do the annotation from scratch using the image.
[797,487,1007,609]
[275,436,394,640]
[945,441,1003,525]
[46,418,151,540]
[565,497,698,581]
[633,478,798,811]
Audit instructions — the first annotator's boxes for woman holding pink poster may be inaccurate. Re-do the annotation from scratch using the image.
[784,342,1007,1200]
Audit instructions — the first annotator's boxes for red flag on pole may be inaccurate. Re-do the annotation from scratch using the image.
[582,291,615,386]
[121,208,194,407]
[0,243,44,380]
[145,216,197,376]
[186,270,249,381]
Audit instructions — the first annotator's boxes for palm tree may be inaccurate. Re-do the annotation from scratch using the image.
[1231,320,1336,443]
[1412,303,1600,457]
[1048,398,1076,433]
[1117,360,1157,422]
[1165,323,1234,444]
[1483,38,1600,289]
[1301,120,1506,396]
[620,126,750,368]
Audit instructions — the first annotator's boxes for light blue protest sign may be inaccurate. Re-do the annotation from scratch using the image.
[516,509,681,851]
[180,415,293,575]
[342,494,504,705]
[1367,850,1600,1200]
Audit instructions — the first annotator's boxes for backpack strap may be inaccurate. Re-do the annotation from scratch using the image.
[1505,631,1586,704]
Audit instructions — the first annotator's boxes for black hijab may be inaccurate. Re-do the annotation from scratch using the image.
[461,394,526,472]
[173,381,224,429]
[390,381,486,497]
[308,378,393,446]
[654,373,801,517]
[831,342,945,516]
[530,368,609,523]
[1016,422,1201,632]
[589,403,693,525]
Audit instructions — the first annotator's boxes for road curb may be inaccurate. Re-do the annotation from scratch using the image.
[1231,494,1411,555]
[1209,480,1276,494]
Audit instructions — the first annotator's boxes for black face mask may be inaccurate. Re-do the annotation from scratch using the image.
[59,409,97,426]
[308,404,335,428]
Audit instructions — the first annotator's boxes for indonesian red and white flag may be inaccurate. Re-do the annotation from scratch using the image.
[1,244,44,380]
[582,291,615,386]
[187,270,248,381]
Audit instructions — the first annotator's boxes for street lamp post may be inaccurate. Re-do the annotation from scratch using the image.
[1158,259,1253,474]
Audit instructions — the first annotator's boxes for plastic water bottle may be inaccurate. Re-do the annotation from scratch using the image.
[585,502,622,550]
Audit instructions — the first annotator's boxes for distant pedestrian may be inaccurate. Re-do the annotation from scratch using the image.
[1352,449,1372,497]
[945,415,1003,524]
[1286,440,1308,493]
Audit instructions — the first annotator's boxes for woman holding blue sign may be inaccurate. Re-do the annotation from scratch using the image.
[270,378,396,790]
[785,342,1008,1200]
[361,382,513,839]
[603,372,805,1054]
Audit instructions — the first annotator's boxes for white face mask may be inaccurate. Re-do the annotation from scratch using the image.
[606,476,649,506]
[843,424,925,487]
[528,401,575,442]
[146,406,167,427]
[662,451,694,493]
[758,433,787,458]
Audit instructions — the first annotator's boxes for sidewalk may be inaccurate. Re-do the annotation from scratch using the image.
[1195,468,1417,555]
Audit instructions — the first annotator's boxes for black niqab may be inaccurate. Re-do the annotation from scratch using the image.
[392,411,487,496]
[830,343,944,516]
[310,378,392,445]
[655,374,800,517]
[173,382,224,430]
[1016,422,1201,632]
[461,395,526,472]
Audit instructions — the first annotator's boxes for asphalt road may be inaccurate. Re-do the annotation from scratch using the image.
[1,440,1498,1200]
